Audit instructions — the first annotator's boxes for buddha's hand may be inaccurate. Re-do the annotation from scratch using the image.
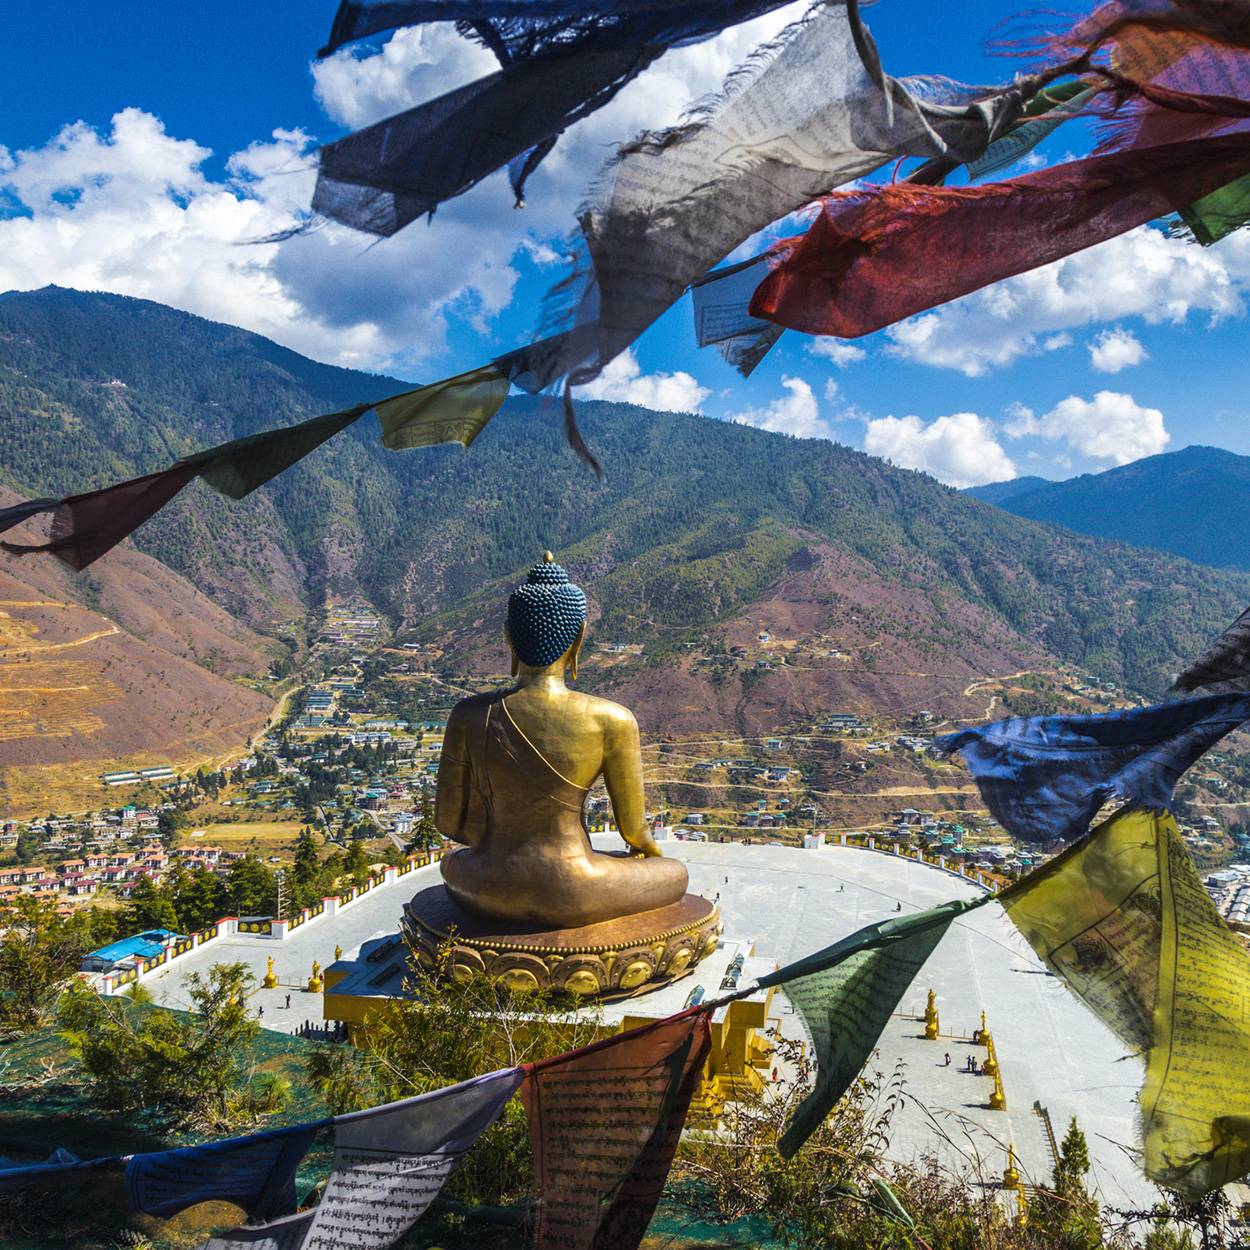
[622,830,663,857]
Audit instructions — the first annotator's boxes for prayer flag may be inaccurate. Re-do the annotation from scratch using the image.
[0,466,196,572]
[1000,807,1250,1197]
[520,1011,711,1250]
[314,0,797,228]
[375,365,510,450]
[965,84,1100,181]
[937,694,1250,845]
[1179,171,1250,243]
[511,1,1022,395]
[184,405,373,500]
[748,129,1250,340]
[689,255,786,377]
[126,1122,327,1220]
[320,0,793,58]
[1173,603,1250,692]
[206,1067,523,1250]
[0,497,61,536]
[0,367,503,572]
[756,898,989,1158]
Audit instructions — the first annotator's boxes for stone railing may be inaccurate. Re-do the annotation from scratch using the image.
[99,852,446,994]
[807,832,997,893]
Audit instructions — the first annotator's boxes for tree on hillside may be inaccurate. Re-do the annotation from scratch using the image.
[289,825,328,911]
[169,866,228,933]
[405,806,441,853]
[0,897,91,1031]
[343,839,370,888]
[14,828,39,865]
[60,961,271,1129]
[157,807,189,844]
[228,855,277,916]
[125,876,179,934]
[1054,1117,1092,1199]
[1028,1116,1101,1250]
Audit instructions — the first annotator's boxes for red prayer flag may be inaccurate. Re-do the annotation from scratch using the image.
[0,465,195,572]
[520,1010,711,1250]
[749,126,1250,340]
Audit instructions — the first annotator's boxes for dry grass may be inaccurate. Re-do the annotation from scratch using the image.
[190,820,307,863]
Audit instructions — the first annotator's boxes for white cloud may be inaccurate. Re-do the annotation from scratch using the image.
[1089,327,1148,372]
[808,338,866,366]
[576,348,709,412]
[732,376,829,439]
[886,226,1245,375]
[1004,391,1168,465]
[0,5,812,378]
[862,412,1016,488]
[313,27,499,131]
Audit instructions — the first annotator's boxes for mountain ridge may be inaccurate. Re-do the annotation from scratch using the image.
[965,446,1250,572]
[1,286,1247,735]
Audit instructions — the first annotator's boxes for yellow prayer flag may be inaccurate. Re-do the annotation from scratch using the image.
[1001,808,1250,1197]
[374,365,510,451]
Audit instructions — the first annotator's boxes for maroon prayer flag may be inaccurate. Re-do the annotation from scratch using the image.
[0,465,195,572]
[520,1010,711,1250]
[749,127,1250,340]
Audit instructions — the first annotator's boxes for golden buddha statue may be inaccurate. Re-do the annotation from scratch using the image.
[436,554,688,927]
[403,554,721,996]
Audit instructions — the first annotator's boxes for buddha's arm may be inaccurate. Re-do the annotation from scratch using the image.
[434,713,482,847]
[601,709,662,857]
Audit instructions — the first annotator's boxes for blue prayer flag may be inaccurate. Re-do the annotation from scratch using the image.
[937,694,1250,845]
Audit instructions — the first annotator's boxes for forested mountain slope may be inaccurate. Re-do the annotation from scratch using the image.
[965,446,1250,573]
[1,287,1246,709]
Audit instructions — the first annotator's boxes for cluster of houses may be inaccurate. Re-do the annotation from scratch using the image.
[318,604,385,649]
[0,809,247,913]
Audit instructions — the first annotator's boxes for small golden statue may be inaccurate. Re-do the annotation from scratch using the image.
[1003,1145,1021,1190]
[308,960,323,993]
[923,989,940,1039]
[403,554,721,996]
[262,955,278,989]
[335,944,343,962]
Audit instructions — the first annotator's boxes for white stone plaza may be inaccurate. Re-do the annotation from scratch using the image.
[135,836,1156,1208]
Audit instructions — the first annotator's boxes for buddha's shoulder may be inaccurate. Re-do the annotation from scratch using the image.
[448,689,509,723]
[565,691,638,727]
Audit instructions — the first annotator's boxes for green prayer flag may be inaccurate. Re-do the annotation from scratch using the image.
[757,897,990,1158]
[1000,807,1250,1197]
[1180,171,1250,245]
[184,405,371,500]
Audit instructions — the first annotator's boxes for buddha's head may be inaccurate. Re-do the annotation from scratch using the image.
[506,552,586,678]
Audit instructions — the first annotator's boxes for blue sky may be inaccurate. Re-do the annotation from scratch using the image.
[2,0,1249,488]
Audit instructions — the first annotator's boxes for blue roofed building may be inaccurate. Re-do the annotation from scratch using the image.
[82,928,183,973]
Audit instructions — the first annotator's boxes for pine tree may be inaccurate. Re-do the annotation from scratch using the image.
[1054,1116,1091,1197]
[405,806,441,853]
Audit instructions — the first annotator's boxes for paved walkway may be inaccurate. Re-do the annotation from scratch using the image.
[672,840,1153,1208]
[137,861,445,1028]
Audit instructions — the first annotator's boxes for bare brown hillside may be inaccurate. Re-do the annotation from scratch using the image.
[426,541,1053,739]
[0,493,276,817]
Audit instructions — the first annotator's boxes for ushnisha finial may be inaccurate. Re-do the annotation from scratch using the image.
[544,550,554,562]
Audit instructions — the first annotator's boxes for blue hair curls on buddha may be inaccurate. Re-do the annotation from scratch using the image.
[506,552,586,677]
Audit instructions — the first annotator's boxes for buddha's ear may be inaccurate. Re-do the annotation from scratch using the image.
[504,622,519,678]
[568,621,586,681]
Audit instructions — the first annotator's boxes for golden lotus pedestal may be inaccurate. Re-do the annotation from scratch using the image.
[402,886,723,998]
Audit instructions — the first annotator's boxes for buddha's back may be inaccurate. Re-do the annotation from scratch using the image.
[433,554,687,928]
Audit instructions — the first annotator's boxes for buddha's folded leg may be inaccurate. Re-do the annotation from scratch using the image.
[440,845,691,928]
